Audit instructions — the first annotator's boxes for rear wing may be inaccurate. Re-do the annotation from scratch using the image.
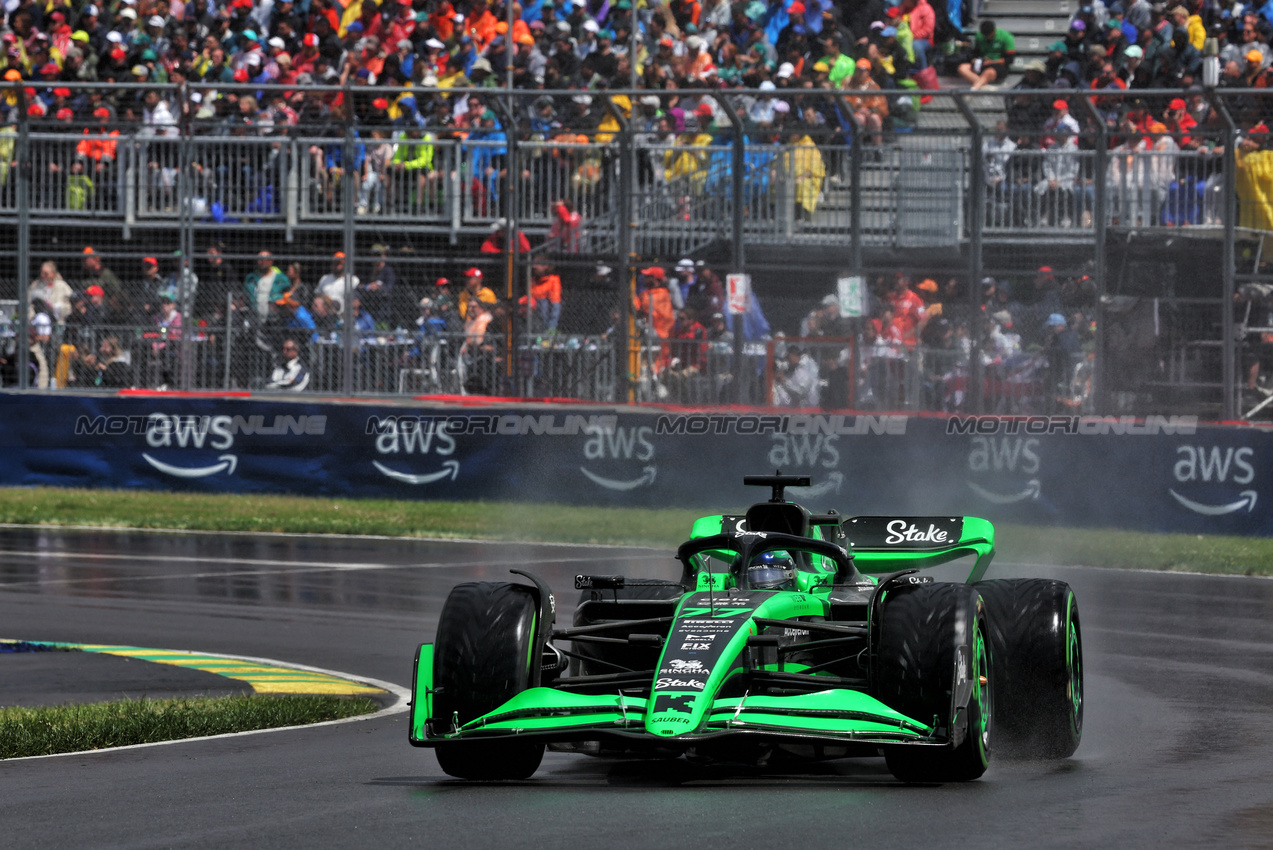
[844,516,995,583]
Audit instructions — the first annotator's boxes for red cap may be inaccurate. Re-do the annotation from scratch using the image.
[53,87,70,98]
[1038,265,1054,274]
[304,33,319,47]
[463,267,483,278]
[887,5,901,16]
[333,251,345,258]
[26,103,45,117]
[83,246,96,254]
[1252,122,1270,135]
[435,277,451,286]
[142,256,158,265]
[233,68,249,82]
[55,107,73,119]
[1052,99,1069,110]
[110,46,126,61]
[694,103,713,116]
[1169,97,1186,110]
[641,266,666,280]
[85,285,105,297]
[93,106,110,120]
[788,1,805,14]
[372,97,389,109]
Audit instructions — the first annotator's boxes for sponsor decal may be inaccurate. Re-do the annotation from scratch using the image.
[682,634,716,642]
[655,716,691,724]
[371,418,460,486]
[143,452,237,479]
[78,414,327,439]
[679,607,751,618]
[967,479,1040,504]
[847,517,964,549]
[885,520,950,545]
[581,423,656,491]
[655,678,706,690]
[135,413,326,480]
[947,415,1198,436]
[681,643,712,651]
[1171,446,1258,516]
[663,660,706,674]
[653,694,694,714]
[366,414,617,436]
[655,414,907,436]
[966,436,1042,504]
[579,465,656,491]
[1169,489,1257,516]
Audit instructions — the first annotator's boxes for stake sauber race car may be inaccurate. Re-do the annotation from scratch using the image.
[409,474,1083,782]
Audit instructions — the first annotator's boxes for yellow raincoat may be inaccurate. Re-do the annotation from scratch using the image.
[1237,146,1273,231]
[781,135,826,216]
[664,131,713,191]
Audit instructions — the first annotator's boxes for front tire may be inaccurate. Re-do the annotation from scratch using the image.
[875,583,992,783]
[432,582,545,779]
[975,578,1083,759]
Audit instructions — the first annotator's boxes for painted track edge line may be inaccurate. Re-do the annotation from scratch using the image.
[0,649,411,763]
[0,522,666,552]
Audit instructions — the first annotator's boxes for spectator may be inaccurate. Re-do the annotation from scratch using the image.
[29,260,73,322]
[480,218,532,254]
[316,251,359,311]
[266,338,311,391]
[958,19,1016,90]
[311,294,339,338]
[79,248,122,315]
[86,336,132,389]
[635,267,676,339]
[195,245,235,320]
[1036,99,1084,227]
[245,250,292,319]
[782,128,827,220]
[773,342,820,407]
[457,267,497,320]
[356,127,394,215]
[275,294,317,340]
[362,244,397,322]
[133,256,173,322]
[527,260,563,332]
[548,198,583,252]
[28,313,52,388]
[842,59,887,147]
[1236,124,1273,231]
[984,120,1028,226]
[887,273,929,347]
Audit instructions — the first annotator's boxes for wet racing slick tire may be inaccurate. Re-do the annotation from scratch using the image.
[572,579,685,677]
[975,578,1083,759]
[431,582,545,780]
[875,583,992,783]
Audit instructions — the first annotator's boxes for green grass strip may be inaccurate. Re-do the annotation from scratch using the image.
[0,486,1270,576]
[0,694,380,759]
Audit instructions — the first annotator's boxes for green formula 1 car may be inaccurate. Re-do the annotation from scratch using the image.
[409,474,1083,782]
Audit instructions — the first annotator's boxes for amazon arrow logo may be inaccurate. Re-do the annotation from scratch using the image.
[967,479,1041,504]
[787,471,844,499]
[580,465,657,491]
[1169,489,1258,516]
[143,453,238,478]
[373,459,460,485]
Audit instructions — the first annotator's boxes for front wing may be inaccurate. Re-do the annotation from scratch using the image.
[410,645,940,754]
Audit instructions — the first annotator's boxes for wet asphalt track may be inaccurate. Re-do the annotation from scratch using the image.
[0,527,1271,849]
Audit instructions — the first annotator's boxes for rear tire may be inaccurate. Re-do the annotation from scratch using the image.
[432,582,545,780]
[875,583,992,783]
[572,580,684,676]
[975,578,1083,759]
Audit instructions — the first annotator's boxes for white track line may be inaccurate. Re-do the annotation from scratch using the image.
[0,522,667,552]
[1,649,412,763]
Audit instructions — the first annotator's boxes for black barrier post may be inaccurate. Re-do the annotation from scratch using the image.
[178,81,195,391]
[717,95,747,404]
[15,86,29,390]
[490,97,520,395]
[617,105,635,403]
[1212,92,1238,420]
[954,94,985,414]
[1081,94,1108,413]
[341,86,356,396]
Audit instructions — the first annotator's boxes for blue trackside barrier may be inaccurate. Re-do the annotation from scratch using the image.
[0,392,1269,536]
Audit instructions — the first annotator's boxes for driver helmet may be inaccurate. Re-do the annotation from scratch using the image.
[747,551,796,590]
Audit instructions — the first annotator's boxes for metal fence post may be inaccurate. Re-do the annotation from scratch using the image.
[15,86,30,389]
[341,89,356,395]
[1214,94,1238,420]
[617,111,635,403]
[953,94,985,414]
[717,95,748,404]
[1081,95,1108,414]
